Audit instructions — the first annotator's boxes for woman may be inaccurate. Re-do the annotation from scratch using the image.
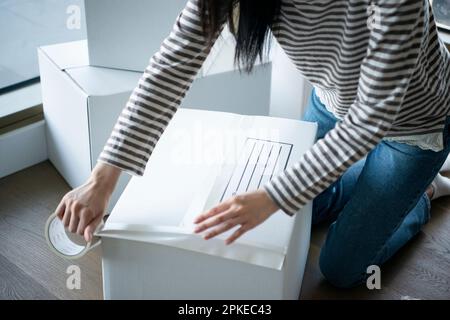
[55,0,450,288]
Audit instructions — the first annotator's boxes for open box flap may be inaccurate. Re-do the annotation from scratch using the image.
[66,67,141,97]
[39,40,89,70]
[40,40,141,97]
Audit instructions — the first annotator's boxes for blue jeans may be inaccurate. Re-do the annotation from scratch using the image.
[303,89,450,288]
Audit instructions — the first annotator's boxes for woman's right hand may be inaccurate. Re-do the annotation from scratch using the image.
[54,163,121,242]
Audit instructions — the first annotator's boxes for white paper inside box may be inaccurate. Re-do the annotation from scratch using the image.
[100,109,317,300]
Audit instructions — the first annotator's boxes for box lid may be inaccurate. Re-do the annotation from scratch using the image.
[39,40,89,70]
[66,67,141,96]
[99,109,317,270]
[39,41,141,96]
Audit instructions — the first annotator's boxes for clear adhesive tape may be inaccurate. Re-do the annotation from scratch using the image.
[44,212,102,260]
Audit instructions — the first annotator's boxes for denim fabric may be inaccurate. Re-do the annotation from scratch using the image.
[303,89,450,288]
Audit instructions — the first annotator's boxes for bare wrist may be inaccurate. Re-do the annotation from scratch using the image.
[89,162,121,194]
[258,189,280,214]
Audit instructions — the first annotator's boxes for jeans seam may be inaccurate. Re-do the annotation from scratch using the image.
[423,192,431,216]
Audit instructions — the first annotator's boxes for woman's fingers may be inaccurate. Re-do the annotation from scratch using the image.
[203,218,241,240]
[194,208,237,233]
[54,172,115,243]
[193,190,278,245]
[55,199,66,220]
[68,213,80,234]
[84,214,103,242]
[194,201,231,224]
[225,225,249,245]
[58,197,96,240]
[61,204,72,228]
[76,209,91,236]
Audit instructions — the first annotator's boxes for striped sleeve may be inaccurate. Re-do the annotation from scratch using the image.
[265,0,425,215]
[98,0,219,175]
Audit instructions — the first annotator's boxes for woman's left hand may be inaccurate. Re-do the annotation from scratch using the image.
[194,189,280,245]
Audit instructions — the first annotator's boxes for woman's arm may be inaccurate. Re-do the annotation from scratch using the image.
[265,0,425,215]
[55,0,223,241]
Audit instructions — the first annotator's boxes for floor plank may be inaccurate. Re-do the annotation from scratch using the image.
[0,253,56,300]
[0,161,102,300]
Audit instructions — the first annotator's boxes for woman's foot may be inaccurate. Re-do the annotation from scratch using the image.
[440,156,450,173]
[427,173,450,200]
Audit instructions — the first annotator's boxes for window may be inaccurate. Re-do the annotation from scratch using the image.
[433,0,450,30]
[0,0,86,93]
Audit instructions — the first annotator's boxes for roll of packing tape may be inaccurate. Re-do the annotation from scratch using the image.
[45,212,102,260]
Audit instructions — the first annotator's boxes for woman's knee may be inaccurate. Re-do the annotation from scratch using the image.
[319,247,365,289]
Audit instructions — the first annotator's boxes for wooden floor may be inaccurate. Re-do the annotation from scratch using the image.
[0,161,449,300]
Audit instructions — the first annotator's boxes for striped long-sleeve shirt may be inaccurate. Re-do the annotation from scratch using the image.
[98,0,450,216]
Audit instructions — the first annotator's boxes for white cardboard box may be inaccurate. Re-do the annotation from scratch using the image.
[84,0,242,76]
[269,42,313,120]
[99,109,317,299]
[38,40,136,211]
[85,0,187,72]
[183,25,273,115]
[183,62,272,116]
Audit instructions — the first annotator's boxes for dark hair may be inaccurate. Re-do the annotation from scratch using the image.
[199,0,281,73]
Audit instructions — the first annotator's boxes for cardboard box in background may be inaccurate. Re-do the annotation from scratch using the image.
[85,0,187,72]
[183,26,273,116]
[85,0,240,76]
[100,109,318,299]
[183,61,272,116]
